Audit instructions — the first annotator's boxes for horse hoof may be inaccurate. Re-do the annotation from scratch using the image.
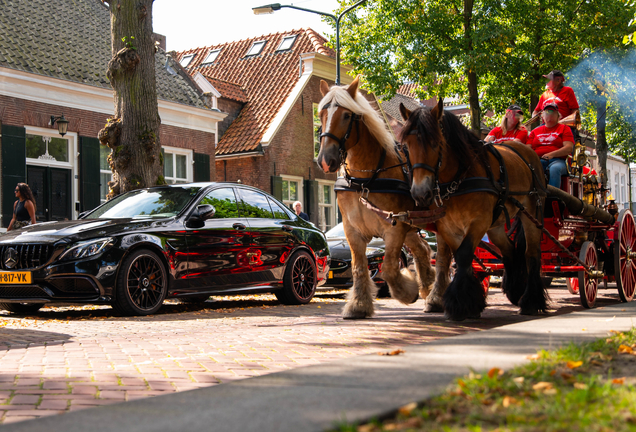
[519,308,539,316]
[467,312,481,319]
[444,312,466,322]
[409,292,419,304]
[424,302,444,313]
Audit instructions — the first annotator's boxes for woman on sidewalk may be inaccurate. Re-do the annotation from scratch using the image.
[7,182,37,231]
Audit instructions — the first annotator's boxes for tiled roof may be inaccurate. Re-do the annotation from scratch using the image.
[380,93,421,125]
[0,0,206,109]
[397,83,420,97]
[206,77,248,103]
[178,29,335,156]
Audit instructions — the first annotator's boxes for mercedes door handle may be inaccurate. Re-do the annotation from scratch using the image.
[282,225,293,232]
[232,223,246,230]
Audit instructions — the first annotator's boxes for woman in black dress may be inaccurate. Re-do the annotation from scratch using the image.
[7,183,37,231]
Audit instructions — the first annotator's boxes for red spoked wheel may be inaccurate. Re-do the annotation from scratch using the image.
[578,241,598,308]
[566,277,579,294]
[615,209,636,303]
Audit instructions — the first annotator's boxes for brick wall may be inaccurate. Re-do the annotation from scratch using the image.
[0,94,216,180]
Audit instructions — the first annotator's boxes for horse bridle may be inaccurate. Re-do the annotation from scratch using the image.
[403,129,445,206]
[319,102,361,163]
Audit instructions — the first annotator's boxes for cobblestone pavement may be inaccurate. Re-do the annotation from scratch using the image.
[0,283,623,425]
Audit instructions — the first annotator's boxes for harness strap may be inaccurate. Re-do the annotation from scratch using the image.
[334,176,412,196]
[484,144,512,229]
[359,196,446,226]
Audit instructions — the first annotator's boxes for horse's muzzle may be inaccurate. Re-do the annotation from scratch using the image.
[317,147,340,173]
[411,181,435,207]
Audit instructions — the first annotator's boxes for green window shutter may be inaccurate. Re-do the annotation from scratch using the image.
[304,179,318,223]
[1,125,26,227]
[193,152,210,182]
[271,176,283,201]
[79,137,101,212]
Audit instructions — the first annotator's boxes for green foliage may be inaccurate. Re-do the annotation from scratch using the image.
[334,0,635,122]
[199,196,239,219]
[121,36,136,50]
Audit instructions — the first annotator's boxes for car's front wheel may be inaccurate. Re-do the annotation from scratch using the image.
[275,250,317,305]
[0,303,44,314]
[113,249,168,316]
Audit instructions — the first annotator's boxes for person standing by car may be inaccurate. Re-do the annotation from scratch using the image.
[7,182,37,231]
[484,104,528,144]
[293,201,309,221]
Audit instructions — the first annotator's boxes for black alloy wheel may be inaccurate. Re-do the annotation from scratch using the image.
[113,249,168,316]
[0,303,44,314]
[276,250,317,305]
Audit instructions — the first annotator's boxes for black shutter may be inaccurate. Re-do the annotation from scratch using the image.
[79,137,101,212]
[304,179,318,224]
[1,125,26,227]
[271,176,283,201]
[193,152,210,182]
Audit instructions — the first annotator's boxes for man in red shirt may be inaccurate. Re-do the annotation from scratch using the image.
[527,102,574,188]
[531,70,579,120]
[484,104,528,144]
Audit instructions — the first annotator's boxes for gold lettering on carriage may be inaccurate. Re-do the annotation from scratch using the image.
[0,272,32,284]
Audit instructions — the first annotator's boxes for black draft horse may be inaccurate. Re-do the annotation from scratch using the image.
[399,100,550,321]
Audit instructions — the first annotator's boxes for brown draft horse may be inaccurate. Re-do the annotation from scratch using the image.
[399,100,549,321]
[316,77,435,319]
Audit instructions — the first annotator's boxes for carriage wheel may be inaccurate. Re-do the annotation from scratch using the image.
[566,277,579,294]
[578,241,598,308]
[614,209,636,302]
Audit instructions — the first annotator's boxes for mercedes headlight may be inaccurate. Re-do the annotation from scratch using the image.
[59,238,114,261]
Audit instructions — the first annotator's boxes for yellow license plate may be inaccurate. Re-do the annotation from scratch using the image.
[0,271,32,284]
[328,271,333,279]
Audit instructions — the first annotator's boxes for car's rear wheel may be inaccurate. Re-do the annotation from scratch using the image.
[113,249,168,316]
[275,250,316,305]
[0,303,44,314]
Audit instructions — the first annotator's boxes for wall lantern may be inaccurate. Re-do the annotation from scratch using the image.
[50,114,69,137]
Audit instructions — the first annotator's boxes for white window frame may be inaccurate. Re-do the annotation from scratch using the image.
[246,41,266,57]
[24,126,78,218]
[99,146,112,204]
[163,146,193,184]
[202,49,221,65]
[180,54,195,67]
[280,174,304,210]
[621,174,626,203]
[317,180,336,231]
[276,35,297,51]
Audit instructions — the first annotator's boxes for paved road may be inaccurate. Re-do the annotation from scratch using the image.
[0,284,611,425]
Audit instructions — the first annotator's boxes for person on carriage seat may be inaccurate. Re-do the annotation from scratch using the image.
[484,104,528,144]
[531,70,579,120]
[526,102,575,188]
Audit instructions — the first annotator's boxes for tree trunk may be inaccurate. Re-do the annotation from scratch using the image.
[99,0,162,199]
[596,91,608,198]
[463,0,481,136]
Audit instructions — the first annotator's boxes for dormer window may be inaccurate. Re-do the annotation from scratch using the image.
[276,35,297,51]
[202,49,221,65]
[180,54,195,67]
[246,41,266,57]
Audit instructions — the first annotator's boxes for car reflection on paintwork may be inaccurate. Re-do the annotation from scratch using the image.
[0,183,330,316]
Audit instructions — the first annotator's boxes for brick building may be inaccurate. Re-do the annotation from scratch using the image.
[177,29,374,231]
[0,0,224,228]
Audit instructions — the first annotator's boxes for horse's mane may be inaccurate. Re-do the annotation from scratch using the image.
[401,107,489,174]
[318,85,395,153]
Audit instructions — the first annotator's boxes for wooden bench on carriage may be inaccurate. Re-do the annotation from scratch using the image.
[473,112,636,308]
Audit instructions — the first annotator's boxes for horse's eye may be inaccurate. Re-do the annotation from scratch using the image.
[344,112,351,119]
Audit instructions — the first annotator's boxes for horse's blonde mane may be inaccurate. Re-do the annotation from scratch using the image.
[318,84,394,152]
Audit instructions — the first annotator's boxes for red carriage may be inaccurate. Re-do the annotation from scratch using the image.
[471,143,636,308]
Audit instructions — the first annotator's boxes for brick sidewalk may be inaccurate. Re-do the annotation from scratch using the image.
[0,285,606,425]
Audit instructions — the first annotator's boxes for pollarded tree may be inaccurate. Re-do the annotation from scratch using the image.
[98,0,163,199]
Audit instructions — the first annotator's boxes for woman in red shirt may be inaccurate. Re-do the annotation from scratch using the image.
[484,104,528,144]
[527,102,574,188]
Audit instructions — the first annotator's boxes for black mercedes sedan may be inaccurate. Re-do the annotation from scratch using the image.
[0,183,330,316]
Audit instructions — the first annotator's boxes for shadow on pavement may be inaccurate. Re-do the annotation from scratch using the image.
[0,328,72,347]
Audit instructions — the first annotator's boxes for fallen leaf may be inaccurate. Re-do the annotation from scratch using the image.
[316,306,321,309]
[527,354,540,360]
[613,377,626,385]
[532,382,553,391]
[513,377,525,384]
[488,367,503,378]
[544,388,558,395]
[618,345,633,354]
[457,379,466,388]
[582,328,586,331]
[561,372,574,381]
[574,382,588,390]
[398,402,417,416]
[502,396,518,407]
[566,361,583,369]
[590,360,603,366]
[481,399,493,406]
[549,370,557,376]
[378,349,405,356]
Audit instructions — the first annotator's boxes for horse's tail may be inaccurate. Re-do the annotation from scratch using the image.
[501,218,527,306]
